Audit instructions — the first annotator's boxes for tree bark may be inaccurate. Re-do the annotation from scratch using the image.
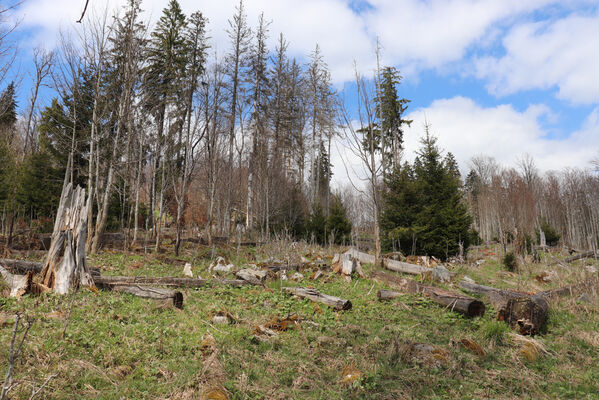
[372,270,485,317]
[100,284,183,309]
[93,275,252,288]
[39,183,94,294]
[458,280,547,335]
[345,248,431,275]
[0,259,99,277]
[284,286,352,310]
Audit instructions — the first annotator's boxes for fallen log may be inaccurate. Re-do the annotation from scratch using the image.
[284,286,352,310]
[377,290,402,301]
[555,250,598,265]
[236,268,268,284]
[372,270,485,317]
[0,266,30,297]
[94,275,253,288]
[346,248,431,275]
[385,258,431,275]
[104,284,183,309]
[458,281,547,335]
[0,259,100,276]
[260,263,302,272]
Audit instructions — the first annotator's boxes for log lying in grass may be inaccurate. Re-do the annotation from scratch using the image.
[377,290,402,301]
[550,250,598,265]
[385,258,431,275]
[260,263,303,272]
[94,275,208,288]
[345,248,431,275]
[94,275,253,288]
[372,270,485,317]
[284,286,352,310]
[104,284,183,309]
[236,268,268,285]
[0,266,30,297]
[0,259,100,276]
[458,281,547,335]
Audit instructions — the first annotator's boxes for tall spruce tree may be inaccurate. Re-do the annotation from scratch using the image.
[326,195,352,245]
[381,126,472,260]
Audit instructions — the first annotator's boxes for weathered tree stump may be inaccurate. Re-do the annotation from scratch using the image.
[38,183,94,294]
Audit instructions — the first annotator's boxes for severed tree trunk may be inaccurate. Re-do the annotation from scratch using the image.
[372,270,485,317]
[103,285,183,309]
[39,183,94,294]
[458,281,548,335]
[284,286,352,310]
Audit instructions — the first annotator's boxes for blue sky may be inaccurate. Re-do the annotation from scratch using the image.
[4,0,599,184]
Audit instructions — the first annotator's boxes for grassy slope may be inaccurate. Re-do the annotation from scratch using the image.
[1,244,599,399]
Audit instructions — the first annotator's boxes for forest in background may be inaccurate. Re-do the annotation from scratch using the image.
[0,0,598,261]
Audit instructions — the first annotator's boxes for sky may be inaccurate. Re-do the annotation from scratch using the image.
[5,0,599,187]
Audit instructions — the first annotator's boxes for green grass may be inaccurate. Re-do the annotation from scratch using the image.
[1,243,599,399]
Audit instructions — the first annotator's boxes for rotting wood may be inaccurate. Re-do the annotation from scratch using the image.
[94,276,208,288]
[259,263,303,272]
[551,250,598,265]
[235,268,268,285]
[38,183,95,294]
[94,275,253,288]
[372,270,485,317]
[458,280,547,335]
[0,259,100,277]
[346,248,431,275]
[377,290,402,301]
[0,266,30,297]
[283,286,352,311]
[102,284,183,309]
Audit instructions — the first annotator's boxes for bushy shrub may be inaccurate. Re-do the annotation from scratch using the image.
[503,251,517,271]
[538,221,561,246]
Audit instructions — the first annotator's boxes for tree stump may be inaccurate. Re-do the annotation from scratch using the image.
[38,183,94,294]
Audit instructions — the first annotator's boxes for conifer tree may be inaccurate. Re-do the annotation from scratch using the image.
[326,195,352,245]
[376,67,410,176]
[381,126,472,260]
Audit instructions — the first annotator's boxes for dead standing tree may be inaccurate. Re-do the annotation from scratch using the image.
[39,181,94,294]
[340,62,383,266]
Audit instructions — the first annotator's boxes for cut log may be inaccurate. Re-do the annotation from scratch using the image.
[499,294,548,336]
[236,268,268,285]
[39,183,94,294]
[106,284,183,309]
[0,259,100,277]
[0,266,29,297]
[372,270,485,317]
[458,280,547,335]
[346,248,431,275]
[458,281,529,309]
[260,263,303,272]
[94,275,253,288]
[284,286,352,310]
[384,258,431,275]
[377,290,402,301]
[95,276,208,288]
[558,250,597,264]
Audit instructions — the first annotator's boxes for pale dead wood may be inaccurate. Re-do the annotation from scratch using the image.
[284,286,352,310]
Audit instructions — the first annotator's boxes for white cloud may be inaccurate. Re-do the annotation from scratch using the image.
[16,0,589,86]
[363,0,560,72]
[331,96,599,189]
[403,97,599,173]
[475,12,599,104]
